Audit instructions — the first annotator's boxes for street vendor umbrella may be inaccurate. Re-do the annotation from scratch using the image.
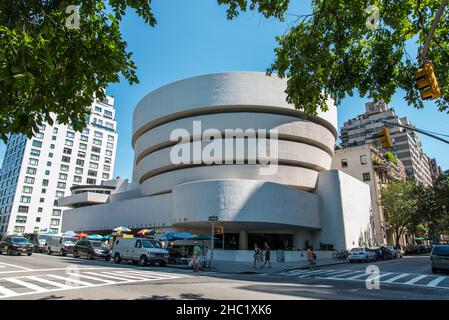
[103,234,111,240]
[136,229,151,236]
[63,230,76,237]
[192,234,217,241]
[87,234,103,240]
[149,229,163,235]
[160,232,176,241]
[113,226,131,233]
[173,232,193,240]
[74,233,88,238]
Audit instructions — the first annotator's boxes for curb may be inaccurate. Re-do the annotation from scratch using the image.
[281,260,349,273]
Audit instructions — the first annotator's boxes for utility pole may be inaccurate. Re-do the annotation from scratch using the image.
[421,0,448,62]
[208,216,218,268]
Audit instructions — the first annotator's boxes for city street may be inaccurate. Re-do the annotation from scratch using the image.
[0,253,447,300]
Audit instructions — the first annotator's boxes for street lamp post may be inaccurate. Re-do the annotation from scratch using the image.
[208,216,218,268]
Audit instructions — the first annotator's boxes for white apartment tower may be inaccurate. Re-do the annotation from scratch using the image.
[0,96,118,236]
[340,101,433,186]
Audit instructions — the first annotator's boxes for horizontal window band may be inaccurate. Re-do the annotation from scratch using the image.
[131,105,337,147]
[134,133,334,166]
[138,161,325,185]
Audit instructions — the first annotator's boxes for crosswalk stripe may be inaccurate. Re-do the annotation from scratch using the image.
[320,270,352,277]
[0,261,32,271]
[383,273,410,283]
[347,272,369,279]
[404,275,428,285]
[0,285,17,296]
[76,273,116,284]
[86,272,141,281]
[122,270,182,279]
[295,269,336,278]
[427,276,447,287]
[330,271,364,278]
[25,276,72,289]
[5,278,47,292]
[375,273,394,280]
[47,274,94,286]
[111,271,165,280]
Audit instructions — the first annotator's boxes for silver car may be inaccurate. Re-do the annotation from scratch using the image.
[387,245,403,258]
[430,245,449,273]
[348,247,376,263]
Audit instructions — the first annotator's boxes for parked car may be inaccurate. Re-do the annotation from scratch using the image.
[73,240,111,261]
[46,235,78,256]
[430,245,449,273]
[112,237,169,266]
[371,247,394,261]
[347,247,376,263]
[0,236,33,255]
[386,245,403,258]
[24,233,51,253]
[404,244,418,255]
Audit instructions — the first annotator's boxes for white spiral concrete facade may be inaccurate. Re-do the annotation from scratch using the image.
[132,72,338,195]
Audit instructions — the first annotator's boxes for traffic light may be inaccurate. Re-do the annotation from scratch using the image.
[214,226,224,235]
[378,127,393,149]
[415,63,442,100]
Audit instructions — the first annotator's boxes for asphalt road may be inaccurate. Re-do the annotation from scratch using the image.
[0,252,447,300]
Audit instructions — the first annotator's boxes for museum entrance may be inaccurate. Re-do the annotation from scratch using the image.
[247,233,293,250]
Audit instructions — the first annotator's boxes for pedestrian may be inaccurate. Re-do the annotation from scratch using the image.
[306,247,314,270]
[192,241,202,272]
[253,243,262,268]
[261,241,271,269]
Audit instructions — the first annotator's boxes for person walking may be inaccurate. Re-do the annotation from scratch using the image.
[261,241,271,269]
[253,243,262,268]
[306,247,314,270]
[192,241,202,272]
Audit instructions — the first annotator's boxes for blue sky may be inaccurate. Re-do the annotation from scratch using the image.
[0,0,447,178]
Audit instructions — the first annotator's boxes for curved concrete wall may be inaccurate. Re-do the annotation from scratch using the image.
[171,180,320,229]
[132,72,337,195]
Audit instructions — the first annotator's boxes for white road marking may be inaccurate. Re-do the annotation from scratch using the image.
[124,270,185,279]
[404,275,428,285]
[47,274,94,286]
[383,273,410,283]
[296,270,337,278]
[109,271,164,280]
[5,278,47,292]
[0,285,16,296]
[347,272,369,279]
[25,276,72,289]
[76,273,116,284]
[427,276,447,287]
[0,261,32,271]
[84,272,137,282]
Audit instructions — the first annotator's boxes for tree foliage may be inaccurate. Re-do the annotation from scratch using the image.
[381,180,418,247]
[219,0,449,115]
[0,0,156,142]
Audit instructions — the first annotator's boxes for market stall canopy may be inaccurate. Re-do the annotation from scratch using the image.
[159,232,176,241]
[86,234,103,240]
[192,234,217,240]
[173,232,193,240]
[113,226,131,233]
[136,229,151,235]
[74,233,88,238]
[63,231,76,237]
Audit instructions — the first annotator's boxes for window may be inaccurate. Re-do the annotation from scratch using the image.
[91,146,101,153]
[104,110,113,117]
[105,122,114,129]
[107,135,114,141]
[52,209,62,217]
[89,162,99,170]
[16,216,27,223]
[102,173,110,180]
[41,188,46,194]
[88,170,97,177]
[65,139,73,147]
[63,147,72,155]
[103,165,111,172]
[60,164,69,172]
[45,170,50,175]
[57,182,66,189]
[93,139,102,146]
[18,206,29,213]
[76,159,84,166]
[341,159,348,167]
[26,167,37,175]
[50,144,55,149]
[50,228,58,234]
[75,167,83,174]
[55,191,65,198]
[32,140,42,148]
[95,106,102,113]
[61,156,71,163]
[39,198,45,203]
[80,135,88,142]
[363,173,371,181]
[22,186,33,194]
[360,155,367,165]
[74,176,82,183]
[36,132,44,139]
[106,142,114,149]
[42,179,49,186]
[105,157,111,164]
[82,128,90,134]
[53,127,58,134]
[78,151,86,158]
[24,176,35,184]
[20,196,31,203]
[28,158,39,166]
[36,217,41,223]
[59,173,68,181]
[47,161,52,167]
[48,152,53,158]
[50,219,60,226]
[13,226,25,233]
[90,154,100,161]
[79,143,87,150]
[52,135,57,141]
[38,207,43,213]
[87,178,96,185]
[66,131,75,138]
[30,149,41,156]
[94,131,103,138]
[106,150,112,156]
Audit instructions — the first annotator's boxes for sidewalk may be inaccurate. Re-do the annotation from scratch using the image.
[167,258,348,274]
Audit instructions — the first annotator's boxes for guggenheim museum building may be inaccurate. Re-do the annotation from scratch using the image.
[61,72,374,258]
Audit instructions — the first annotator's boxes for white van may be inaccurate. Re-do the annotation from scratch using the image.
[46,235,78,256]
[112,237,169,266]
